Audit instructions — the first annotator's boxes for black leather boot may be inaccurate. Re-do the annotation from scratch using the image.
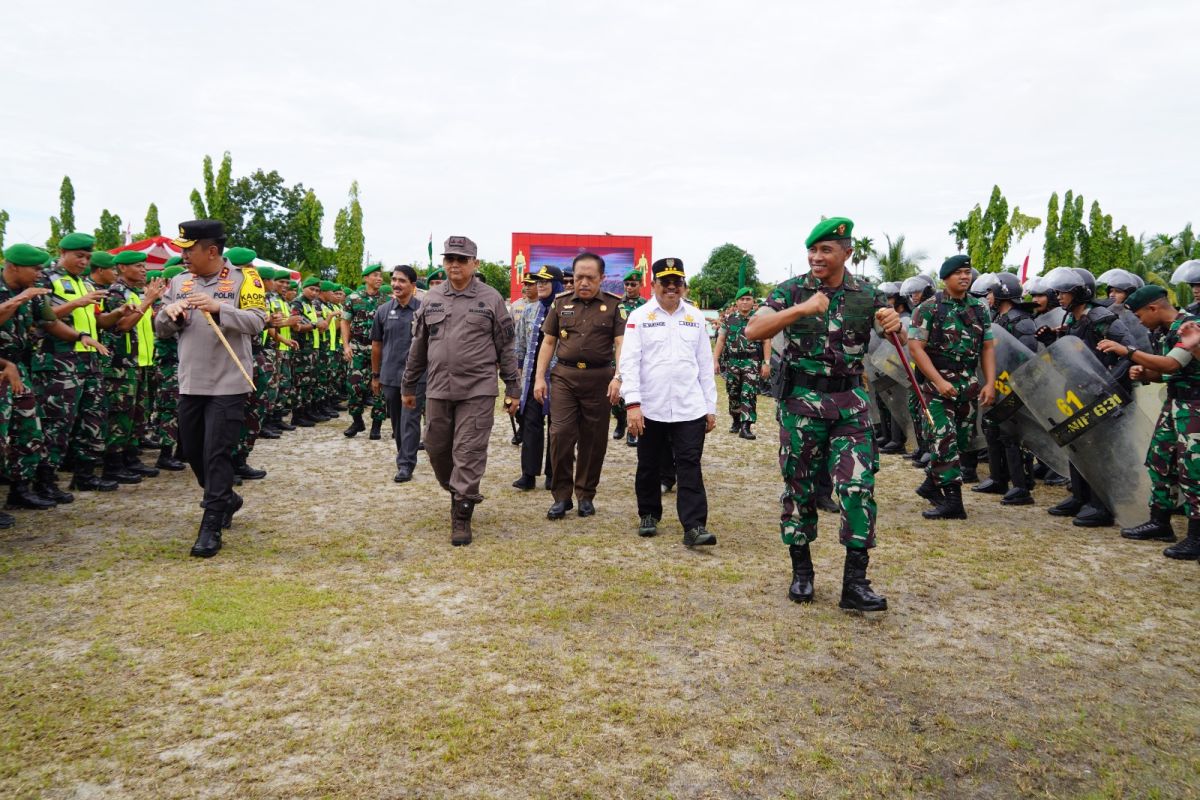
[923,483,966,520]
[915,474,943,505]
[35,463,74,504]
[7,481,56,510]
[788,543,814,603]
[739,422,756,440]
[69,465,119,492]
[369,419,382,440]
[1120,508,1176,541]
[0,510,13,528]
[971,478,1008,495]
[728,418,740,434]
[343,414,365,437]
[222,492,243,530]
[102,452,141,484]
[274,415,296,432]
[512,474,535,491]
[451,499,475,546]
[233,455,266,480]
[124,449,159,478]
[1163,518,1200,559]
[156,446,186,471]
[839,549,887,611]
[1047,495,1084,517]
[190,509,224,558]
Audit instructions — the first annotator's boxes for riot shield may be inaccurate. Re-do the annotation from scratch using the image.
[983,326,1071,477]
[865,338,916,444]
[1034,307,1066,330]
[1007,336,1155,526]
[1113,306,1152,350]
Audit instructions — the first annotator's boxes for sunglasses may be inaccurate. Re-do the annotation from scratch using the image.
[657,277,684,287]
[444,255,471,264]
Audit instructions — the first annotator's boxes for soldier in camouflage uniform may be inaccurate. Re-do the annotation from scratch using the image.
[1101,286,1200,559]
[713,286,771,440]
[908,255,997,521]
[745,218,903,612]
[226,249,270,481]
[341,264,388,438]
[315,281,339,417]
[611,270,646,445]
[1,244,107,512]
[266,272,300,433]
[148,261,187,471]
[288,277,324,426]
[40,233,118,497]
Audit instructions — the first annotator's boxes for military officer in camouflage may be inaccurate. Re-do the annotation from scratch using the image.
[341,263,388,439]
[149,261,187,471]
[745,217,903,612]
[713,286,771,440]
[227,248,270,481]
[1101,286,1200,559]
[907,255,996,520]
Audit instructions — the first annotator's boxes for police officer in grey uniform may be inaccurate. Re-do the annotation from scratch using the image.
[372,265,423,483]
[402,236,521,546]
[155,220,267,558]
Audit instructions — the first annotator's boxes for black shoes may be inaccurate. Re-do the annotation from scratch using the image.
[578,499,595,517]
[1001,487,1034,506]
[394,468,412,483]
[343,414,365,437]
[1120,509,1176,541]
[274,417,296,432]
[7,481,56,510]
[369,420,382,440]
[879,440,907,455]
[69,469,119,492]
[512,474,535,491]
[292,411,315,428]
[683,526,717,547]
[222,492,243,529]
[915,475,943,506]
[1072,503,1113,528]
[35,464,73,504]
[638,515,658,537]
[156,447,186,471]
[233,458,267,480]
[739,422,756,440]
[451,499,474,546]
[190,510,224,558]
[124,450,159,478]
[102,453,142,484]
[728,419,740,434]
[1047,496,1084,517]
[788,543,814,603]
[839,549,887,612]
[0,511,13,529]
[626,433,638,448]
[923,483,966,520]
[816,496,839,513]
[547,500,574,520]
[1163,519,1200,559]
[971,478,1008,495]
[613,426,626,440]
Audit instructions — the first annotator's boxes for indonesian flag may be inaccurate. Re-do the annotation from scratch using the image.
[1020,250,1031,283]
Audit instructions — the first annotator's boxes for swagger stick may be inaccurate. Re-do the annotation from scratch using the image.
[888,330,935,428]
[202,310,256,391]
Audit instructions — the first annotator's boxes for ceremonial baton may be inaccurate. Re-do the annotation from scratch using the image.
[887,331,935,428]
[202,310,256,391]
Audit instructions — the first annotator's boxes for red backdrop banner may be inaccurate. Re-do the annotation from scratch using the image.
[510,233,652,300]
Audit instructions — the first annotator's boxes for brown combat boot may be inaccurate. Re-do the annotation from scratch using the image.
[451,499,474,546]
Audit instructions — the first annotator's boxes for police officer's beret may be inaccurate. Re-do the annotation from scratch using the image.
[940,254,972,280]
[163,265,186,280]
[58,232,95,251]
[1124,284,1168,313]
[734,286,754,300]
[531,264,563,282]
[89,251,115,270]
[225,247,256,267]
[319,280,336,291]
[302,276,321,288]
[805,217,854,249]
[173,219,225,248]
[652,258,686,279]
[113,250,148,266]
[363,263,383,276]
[623,270,642,282]
[427,267,447,282]
[163,256,183,268]
[3,243,51,267]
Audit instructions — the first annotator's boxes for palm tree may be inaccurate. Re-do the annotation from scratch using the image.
[851,236,876,276]
[874,234,925,283]
[948,220,969,253]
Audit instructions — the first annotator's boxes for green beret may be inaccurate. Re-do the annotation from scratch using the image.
[163,265,185,280]
[805,217,854,249]
[146,270,162,280]
[288,280,299,290]
[940,254,972,280]
[1124,284,1168,313]
[89,251,115,270]
[113,250,148,266]
[257,266,276,280]
[58,232,95,251]
[734,287,754,300]
[163,256,183,268]
[363,263,382,276]
[319,280,336,291]
[428,268,446,281]
[302,276,321,288]
[623,270,642,282]
[416,279,428,290]
[225,247,257,267]
[3,243,51,267]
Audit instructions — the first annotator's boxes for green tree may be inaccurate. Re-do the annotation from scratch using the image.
[476,260,511,295]
[333,181,365,286]
[229,169,313,265]
[46,175,76,250]
[874,234,923,282]
[94,209,123,250]
[1043,192,1060,269]
[293,189,329,273]
[0,209,9,250]
[192,152,240,234]
[948,220,968,253]
[851,236,876,275]
[962,185,1041,273]
[695,243,757,309]
[189,189,207,219]
[144,203,161,237]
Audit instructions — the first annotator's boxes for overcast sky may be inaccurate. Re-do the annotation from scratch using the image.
[2,0,1196,282]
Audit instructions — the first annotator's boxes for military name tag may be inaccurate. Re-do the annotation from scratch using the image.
[600,304,607,311]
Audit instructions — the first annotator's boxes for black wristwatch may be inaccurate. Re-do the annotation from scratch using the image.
[371,372,381,378]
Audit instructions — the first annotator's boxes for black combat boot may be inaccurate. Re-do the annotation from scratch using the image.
[1001,486,1034,506]
[923,483,966,520]
[292,408,315,428]
[369,419,383,440]
[683,526,717,547]
[451,498,475,546]
[1047,495,1084,517]
[156,446,186,471]
[1072,503,1113,528]
[124,449,160,478]
[258,425,281,440]
[788,543,814,603]
[839,549,888,611]
[7,481,56,510]
[69,465,119,492]
[1163,518,1200,560]
[512,474,535,491]
[274,414,296,432]
[222,492,244,529]
[102,452,141,484]
[1120,508,1176,541]
[728,417,740,434]
[915,474,943,506]
[0,510,13,528]
[190,509,224,558]
[879,437,907,455]
[739,422,757,440]
[960,450,979,484]
[343,413,365,437]
[233,455,266,480]
[35,463,74,504]
[971,477,1008,494]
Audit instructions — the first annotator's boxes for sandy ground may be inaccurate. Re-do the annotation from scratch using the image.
[1,391,1198,799]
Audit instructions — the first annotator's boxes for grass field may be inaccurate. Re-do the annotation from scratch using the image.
[2,392,1198,799]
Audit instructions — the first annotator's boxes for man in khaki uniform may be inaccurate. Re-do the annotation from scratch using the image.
[533,252,625,519]
[403,236,520,546]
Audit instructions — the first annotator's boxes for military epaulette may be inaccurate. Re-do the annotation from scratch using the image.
[554,290,573,299]
[603,290,623,299]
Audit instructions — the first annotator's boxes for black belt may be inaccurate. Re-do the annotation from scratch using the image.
[791,371,860,393]
[929,355,972,372]
[727,351,761,359]
[558,360,612,370]
[1167,383,1200,402]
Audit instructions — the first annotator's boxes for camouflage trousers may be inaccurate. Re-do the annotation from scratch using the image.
[104,365,149,454]
[315,350,334,405]
[150,356,179,450]
[292,349,317,411]
[1147,399,1200,518]
[778,405,878,549]
[35,354,108,470]
[0,363,48,481]
[236,348,274,458]
[346,344,385,420]
[724,358,762,424]
[274,350,293,416]
[922,378,979,486]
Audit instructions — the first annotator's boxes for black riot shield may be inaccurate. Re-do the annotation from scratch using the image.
[984,326,1071,477]
[1007,336,1155,526]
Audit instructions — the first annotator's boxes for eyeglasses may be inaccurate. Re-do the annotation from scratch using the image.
[444,255,471,264]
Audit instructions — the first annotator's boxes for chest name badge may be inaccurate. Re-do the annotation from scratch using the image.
[600,304,607,312]
[560,330,568,339]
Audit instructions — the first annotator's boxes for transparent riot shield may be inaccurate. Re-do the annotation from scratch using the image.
[984,326,1071,477]
[1007,336,1155,526]
[866,337,916,443]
